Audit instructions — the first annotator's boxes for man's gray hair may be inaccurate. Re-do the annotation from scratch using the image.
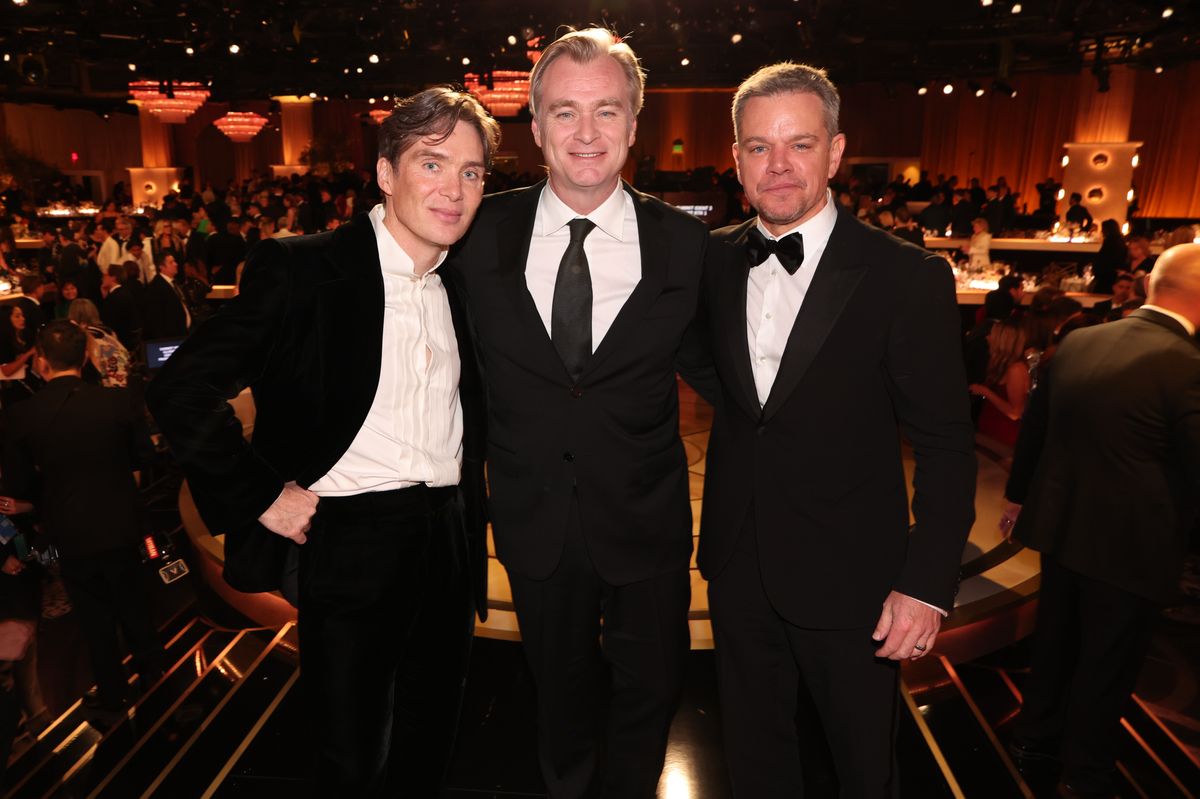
[732,62,841,141]
[529,28,646,118]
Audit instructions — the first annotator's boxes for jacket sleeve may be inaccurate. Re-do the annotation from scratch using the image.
[1005,363,1052,504]
[145,238,291,532]
[886,254,978,611]
[675,234,723,410]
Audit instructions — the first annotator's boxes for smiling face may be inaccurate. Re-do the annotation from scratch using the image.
[10,306,24,330]
[531,55,637,214]
[61,282,78,301]
[734,92,844,236]
[375,120,486,273]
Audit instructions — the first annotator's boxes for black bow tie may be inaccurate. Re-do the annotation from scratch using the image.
[745,227,804,275]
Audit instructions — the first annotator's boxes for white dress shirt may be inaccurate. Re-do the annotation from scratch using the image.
[308,204,462,496]
[746,190,838,407]
[525,182,641,351]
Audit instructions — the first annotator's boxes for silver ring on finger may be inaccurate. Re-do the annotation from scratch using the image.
[913,643,927,652]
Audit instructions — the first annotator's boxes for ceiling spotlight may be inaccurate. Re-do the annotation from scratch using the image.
[308,91,318,99]
[731,33,743,44]
[917,86,928,95]
[185,46,194,56]
[343,68,349,74]
[356,67,363,74]
[981,0,993,6]
[2,54,9,62]
[1162,6,1174,18]
[1012,3,1022,12]
[507,35,518,46]
[369,53,379,64]
[127,63,137,72]
[368,97,376,104]
[1154,65,1164,74]
[462,57,470,66]
[968,80,984,97]
[229,43,240,54]
[942,82,954,94]
[680,57,690,66]
[382,95,389,101]
[12,0,28,6]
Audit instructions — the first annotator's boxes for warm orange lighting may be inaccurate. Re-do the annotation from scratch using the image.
[213,111,269,142]
[368,109,392,125]
[463,70,531,117]
[128,80,210,123]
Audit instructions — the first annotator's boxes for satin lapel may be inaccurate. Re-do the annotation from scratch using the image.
[760,212,868,423]
[310,215,384,473]
[719,220,763,419]
[496,181,566,377]
[585,184,668,378]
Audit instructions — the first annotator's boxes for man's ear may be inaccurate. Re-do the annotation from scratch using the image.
[376,157,394,199]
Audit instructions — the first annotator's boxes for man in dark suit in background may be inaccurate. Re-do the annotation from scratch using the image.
[141,252,190,341]
[147,88,497,796]
[693,63,976,797]
[448,28,710,798]
[14,276,47,334]
[100,264,142,352]
[1002,244,1200,799]
[1,321,163,711]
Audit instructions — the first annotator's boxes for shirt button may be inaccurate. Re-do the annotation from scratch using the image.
[765,312,773,320]
[758,356,766,362]
[562,452,575,462]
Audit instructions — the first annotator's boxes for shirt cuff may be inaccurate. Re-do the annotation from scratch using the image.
[905,594,949,617]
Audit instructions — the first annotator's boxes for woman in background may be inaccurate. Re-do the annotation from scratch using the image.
[0,306,35,409]
[969,318,1030,449]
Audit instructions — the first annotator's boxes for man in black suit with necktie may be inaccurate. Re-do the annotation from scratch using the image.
[693,63,976,797]
[141,252,190,341]
[147,89,498,797]
[448,28,710,798]
[1002,244,1200,798]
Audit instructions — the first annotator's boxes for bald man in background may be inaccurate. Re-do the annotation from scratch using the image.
[1003,244,1200,798]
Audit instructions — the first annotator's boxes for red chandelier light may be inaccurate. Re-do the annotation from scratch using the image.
[213,112,269,142]
[368,109,392,125]
[128,80,210,124]
[463,69,531,117]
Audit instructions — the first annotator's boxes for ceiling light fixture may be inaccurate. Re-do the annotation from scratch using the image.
[942,82,954,94]
[369,54,379,64]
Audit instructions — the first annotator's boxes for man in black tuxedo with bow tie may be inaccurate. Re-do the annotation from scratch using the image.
[693,63,976,796]
[448,28,710,798]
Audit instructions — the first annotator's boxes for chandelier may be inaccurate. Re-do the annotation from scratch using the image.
[213,112,269,142]
[368,109,392,125]
[128,80,210,124]
[463,69,531,117]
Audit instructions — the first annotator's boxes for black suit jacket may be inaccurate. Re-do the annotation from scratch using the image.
[145,214,489,615]
[141,274,189,341]
[1006,309,1200,603]
[1,376,153,557]
[447,181,709,585]
[695,212,977,629]
[101,284,142,351]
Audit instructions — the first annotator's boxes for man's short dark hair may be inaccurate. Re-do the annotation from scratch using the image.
[1070,192,1083,203]
[154,249,174,267]
[998,275,1022,293]
[105,264,124,279]
[18,275,42,295]
[983,288,1015,320]
[36,320,88,372]
[122,261,141,283]
[377,86,501,171]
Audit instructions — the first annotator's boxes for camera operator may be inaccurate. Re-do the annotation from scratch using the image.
[0,321,163,711]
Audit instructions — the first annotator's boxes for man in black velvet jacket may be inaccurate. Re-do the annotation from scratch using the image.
[693,63,976,797]
[146,89,499,797]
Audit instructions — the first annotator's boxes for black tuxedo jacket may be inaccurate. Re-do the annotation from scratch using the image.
[695,211,977,629]
[1,376,153,557]
[447,181,709,585]
[1007,309,1200,603]
[141,274,189,341]
[101,284,142,351]
[146,214,489,615]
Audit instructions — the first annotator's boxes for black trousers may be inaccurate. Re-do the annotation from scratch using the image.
[709,515,900,799]
[1013,557,1157,794]
[298,485,474,798]
[506,498,691,799]
[60,546,164,706]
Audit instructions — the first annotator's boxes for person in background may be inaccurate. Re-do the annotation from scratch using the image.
[99,264,141,353]
[1127,235,1157,276]
[1064,193,1093,232]
[964,289,1016,422]
[0,306,35,409]
[1091,219,1126,294]
[15,276,47,334]
[67,298,130,389]
[970,318,1029,449]
[965,217,992,270]
[53,280,79,320]
[1091,272,1134,321]
[0,321,164,712]
[1002,244,1200,798]
[890,205,925,248]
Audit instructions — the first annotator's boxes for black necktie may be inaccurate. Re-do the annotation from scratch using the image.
[745,227,805,275]
[551,218,596,383]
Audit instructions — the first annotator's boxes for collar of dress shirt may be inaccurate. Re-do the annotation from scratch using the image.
[161,272,175,286]
[755,189,838,251]
[536,181,628,242]
[1141,303,1197,337]
[368,203,447,277]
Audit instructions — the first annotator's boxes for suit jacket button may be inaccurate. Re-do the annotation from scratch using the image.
[562,451,574,462]
[570,385,583,399]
